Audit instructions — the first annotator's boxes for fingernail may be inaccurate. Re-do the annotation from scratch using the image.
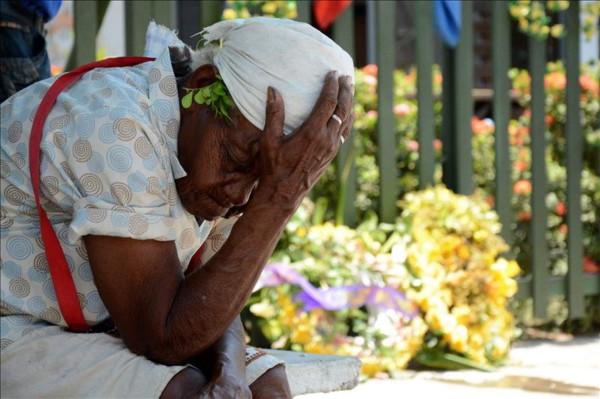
[330,70,338,78]
[267,87,274,103]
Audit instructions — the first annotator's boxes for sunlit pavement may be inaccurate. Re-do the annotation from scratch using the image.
[297,334,600,399]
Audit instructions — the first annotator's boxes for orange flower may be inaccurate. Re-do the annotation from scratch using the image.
[433,139,443,151]
[545,115,554,125]
[545,71,566,90]
[363,64,378,77]
[514,160,528,172]
[580,75,599,95]
[513,180,531,194]
[558,224,568,235]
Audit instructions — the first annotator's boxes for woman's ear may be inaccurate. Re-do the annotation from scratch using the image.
[187,64,220,89]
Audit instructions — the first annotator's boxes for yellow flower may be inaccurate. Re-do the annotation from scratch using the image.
[286,7,298,19]
[291,324,313,345]
[222,8,237,20]
[447,324,469,353]
[361,357,384,377]
[250,302,276,319]
[239,8,251,19]
[261,2,278,15]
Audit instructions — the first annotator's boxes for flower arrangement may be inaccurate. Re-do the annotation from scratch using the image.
[398,186,520,369]
[245,186,521,376]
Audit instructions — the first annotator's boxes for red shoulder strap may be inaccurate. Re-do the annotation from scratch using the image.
[29,57,154,332]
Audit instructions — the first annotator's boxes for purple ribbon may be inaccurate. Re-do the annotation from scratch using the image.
[255,263,418,318]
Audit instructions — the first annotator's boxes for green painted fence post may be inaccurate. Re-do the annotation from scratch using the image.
[441,1,473,195]
[72,0,98,66]
[529,34,548,319]
[492,1,513,247]
[375,0,397,223]
[125,1,152,56]
[200,1,222,29]
[152,1,175,28]
[415,1,435,189]
[296,0,311,24]
[333,4,357,227]
[565,1,584,319]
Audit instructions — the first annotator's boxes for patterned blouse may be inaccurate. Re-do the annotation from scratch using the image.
[0,47,215,350]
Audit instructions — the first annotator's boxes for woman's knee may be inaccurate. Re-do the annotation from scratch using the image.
[250,364,292,399]
[160,367,208,399]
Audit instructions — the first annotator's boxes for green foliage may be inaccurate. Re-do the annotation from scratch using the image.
[508,0,600,40]
[223,0,298,20]
[181,75,235,124]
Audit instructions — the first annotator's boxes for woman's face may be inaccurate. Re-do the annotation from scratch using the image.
[176,106,262,221]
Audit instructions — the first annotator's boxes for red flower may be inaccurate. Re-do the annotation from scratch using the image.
[555,202,567,216]
[517,211,531,221]
[583,256,600,274]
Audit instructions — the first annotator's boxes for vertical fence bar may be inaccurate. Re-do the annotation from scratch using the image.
[125,2,152,56]
[200,1,222,29]
[375,1,397,223]
[565,2,584,319]
[152,1,175,28]
[296,0,311,23]
[333,5,357,227]
[492,1,513,245]
[529,35,548,319]
[441,2,473,195]
[73,0,98,66]
[415,1,435,189]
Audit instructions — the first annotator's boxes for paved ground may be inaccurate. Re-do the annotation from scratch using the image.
[297,334,600,399]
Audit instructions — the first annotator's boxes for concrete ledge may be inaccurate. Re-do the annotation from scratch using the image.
[265,349,362,396]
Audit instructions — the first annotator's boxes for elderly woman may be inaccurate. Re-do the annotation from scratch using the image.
[0,18,353,398]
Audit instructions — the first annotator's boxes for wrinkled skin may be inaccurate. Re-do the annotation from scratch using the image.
[84,64,353,398]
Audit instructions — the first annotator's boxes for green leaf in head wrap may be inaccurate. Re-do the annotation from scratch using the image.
[181,75,233,124]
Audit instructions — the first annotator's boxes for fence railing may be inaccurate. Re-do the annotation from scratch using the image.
[67,0,599,320]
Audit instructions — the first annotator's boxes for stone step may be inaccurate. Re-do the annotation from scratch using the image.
[265,349,362,396]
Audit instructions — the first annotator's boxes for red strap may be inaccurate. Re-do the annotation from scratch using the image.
[185,243,206,277]
[29,57,154,332]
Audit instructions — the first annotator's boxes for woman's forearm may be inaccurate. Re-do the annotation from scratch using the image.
[151,198,294,364]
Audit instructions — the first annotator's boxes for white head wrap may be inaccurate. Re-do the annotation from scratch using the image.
[194,17,355,135]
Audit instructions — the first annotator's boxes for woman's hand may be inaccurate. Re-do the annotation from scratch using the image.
[253,71,354,209]
[198,372,252,399]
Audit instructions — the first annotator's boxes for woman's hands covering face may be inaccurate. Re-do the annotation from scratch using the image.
[253,71,354,209]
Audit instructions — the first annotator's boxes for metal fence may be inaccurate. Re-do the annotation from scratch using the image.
[68,0,600,320]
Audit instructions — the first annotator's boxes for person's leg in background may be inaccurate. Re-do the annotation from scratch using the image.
[0,0,59,103]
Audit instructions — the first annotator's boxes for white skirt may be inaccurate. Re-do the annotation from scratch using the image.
[0,318,283,398]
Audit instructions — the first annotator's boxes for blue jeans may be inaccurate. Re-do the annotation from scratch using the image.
[0,0,51,103]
